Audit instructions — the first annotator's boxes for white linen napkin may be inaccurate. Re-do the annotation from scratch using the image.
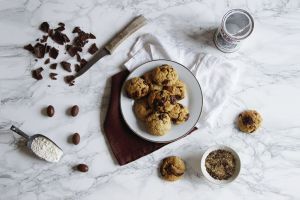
[124,33,239,128]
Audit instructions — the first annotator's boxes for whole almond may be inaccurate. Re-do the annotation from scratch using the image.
[72,133,80,145]
[47,105,55,117]
[77,164,88,172]
[71,105,79,117]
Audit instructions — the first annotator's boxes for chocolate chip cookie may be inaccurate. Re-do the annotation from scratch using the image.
[133,98,152,121]
[148,90,176,112]
[237,110,262,133]
[160,156,185,181]
[141,71,163,92]
[163,80,186,100]
[125,77,149,99]
[145,112,171,136]
[168,103,189,124]
[152,64,178,86]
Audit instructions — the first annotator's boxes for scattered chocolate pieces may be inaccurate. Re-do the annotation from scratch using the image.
[88,43,98,55]
[61,61,71,72]
[49,47,59,59]
[77,164,88,172]
[44,58,50,64]
[49,73,58,80]
[26,22,97,86]
[39,22,49,33]
[49,63,57,69]
[33,43,45,58]
[32,67,44,80]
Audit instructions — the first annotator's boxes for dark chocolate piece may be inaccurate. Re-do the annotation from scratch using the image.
[80,59,87,67]
[32,67,44,80]
[33,43,45,58]
[40,35,48,43]
[88,43,98,55]
[61,61,71,72]
[49,73,58,80]
[49,47,59,59]
[49,63,57,69]
[89,33,96,39]
[24,44,34,53]
[44,58,50,64]
[39,22,49,33]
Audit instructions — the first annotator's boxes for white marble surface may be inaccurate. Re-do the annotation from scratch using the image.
[1,0,300,199]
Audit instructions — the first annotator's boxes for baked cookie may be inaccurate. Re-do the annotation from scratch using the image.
[237,110,262,133]
[160,156,185,181]
[125,77,149,99]
[152,65,178,86]
[163,80,186,100]
[148,90,176,112]
[141,71,163,92]
[168,103,189,124]
[133,98,152,121]
[145,112,171,136]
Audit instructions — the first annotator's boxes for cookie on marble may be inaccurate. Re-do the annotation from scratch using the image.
[145,112,171,136]
[168,103,189,124]
[163,80,186,100]
[237,110,262,133]
[125,77,149,99]
[141,71,163,92]
[148,90,176,112]
[152,64,178,86]
[160,156,185,181]
[133,98,153,121]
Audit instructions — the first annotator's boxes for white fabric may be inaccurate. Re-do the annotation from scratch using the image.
[124,33,239,128]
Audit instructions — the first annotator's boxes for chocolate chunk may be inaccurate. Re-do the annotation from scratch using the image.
[39,22,49,33]
[185,113,190,121]
[77,164,88,172]
[49,63,57,69]
[162,80,169,85]
[49,73,57,80]
[58,22,65,27]
[158,114,165,120]
[72,133,80,145]
[33,43,45,58]
[76,53,81,62]
[49,47,59,59]
[40,35,48,43]
[44,58,50,64]
[51,31,65,45]
[32,67,44,80]
[66,45,77,57]
[24,44,34,53]
[71,105,79,117]
[72,27,81,33]
[74,64,81,72]
[80,59,87,67]
[89,33,96,39]
[64,75,75,86]
[61,61,71,72]
[88,43,98,55]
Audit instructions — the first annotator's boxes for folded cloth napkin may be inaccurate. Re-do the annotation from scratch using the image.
[104,31,239,165]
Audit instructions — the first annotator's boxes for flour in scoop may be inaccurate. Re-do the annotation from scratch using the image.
[31,137,63,162]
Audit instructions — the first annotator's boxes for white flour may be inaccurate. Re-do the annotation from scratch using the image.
[31,136,63,162]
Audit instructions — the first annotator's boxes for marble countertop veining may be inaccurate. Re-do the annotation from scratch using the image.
[1,0,300,199]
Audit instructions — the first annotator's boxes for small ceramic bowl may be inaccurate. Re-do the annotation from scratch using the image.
[200,145,241,185]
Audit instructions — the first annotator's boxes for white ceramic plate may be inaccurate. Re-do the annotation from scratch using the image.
[200,145,241,185]
[120,59,203,143]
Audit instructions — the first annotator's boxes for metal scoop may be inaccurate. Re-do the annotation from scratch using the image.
[10,125,63,162]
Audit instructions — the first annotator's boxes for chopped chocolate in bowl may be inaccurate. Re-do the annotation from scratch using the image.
[205,149,236,180]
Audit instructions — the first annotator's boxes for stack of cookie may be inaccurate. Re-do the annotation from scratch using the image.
[125,64,190,136]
